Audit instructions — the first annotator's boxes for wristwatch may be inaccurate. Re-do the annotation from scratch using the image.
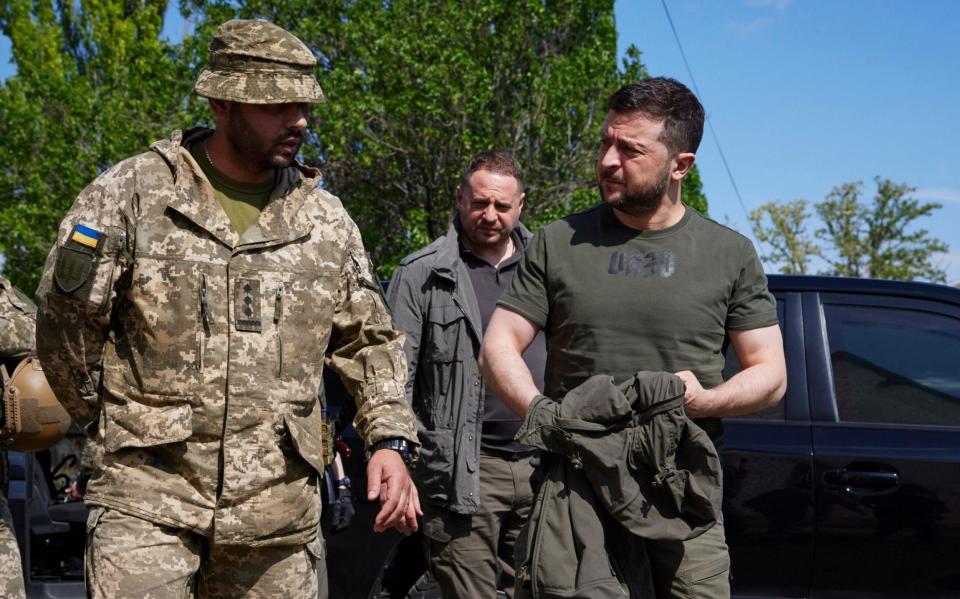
[368,438,413,466]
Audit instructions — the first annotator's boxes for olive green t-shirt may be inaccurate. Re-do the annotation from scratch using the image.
[189,142,274,235]
[498,203,778,439]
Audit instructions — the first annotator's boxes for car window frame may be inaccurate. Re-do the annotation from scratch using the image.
[809,291,960,432]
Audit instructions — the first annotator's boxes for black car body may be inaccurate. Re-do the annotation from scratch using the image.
[11,275,960,598]
[720,276,960,598]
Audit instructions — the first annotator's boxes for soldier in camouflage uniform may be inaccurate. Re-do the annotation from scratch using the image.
[35,19,420,598]
[0,275,34,599]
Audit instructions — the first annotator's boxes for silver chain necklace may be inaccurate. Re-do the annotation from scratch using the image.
[203,141,216,169]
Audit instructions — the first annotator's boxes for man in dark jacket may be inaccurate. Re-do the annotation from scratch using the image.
[388,151,547,598]
[480,79,787,598]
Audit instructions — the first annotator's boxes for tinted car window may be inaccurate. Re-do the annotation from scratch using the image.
[824,304,960,426]
[724,299,786,420]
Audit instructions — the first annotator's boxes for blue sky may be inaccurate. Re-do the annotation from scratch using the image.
[615,1,960,284]
[2,1,959,283]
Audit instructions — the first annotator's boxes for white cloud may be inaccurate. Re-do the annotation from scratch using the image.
[914,188,960,204]
[727,16,775,34]
[745,0,793,10]
[729,0,791,34]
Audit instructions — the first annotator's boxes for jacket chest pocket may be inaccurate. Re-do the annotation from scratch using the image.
[270,270,338,381]
[426,305,475,362]
[114,259,201,395]
[422,305,476,426]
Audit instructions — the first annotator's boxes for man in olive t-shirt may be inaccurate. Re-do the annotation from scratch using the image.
[480,78,787,599]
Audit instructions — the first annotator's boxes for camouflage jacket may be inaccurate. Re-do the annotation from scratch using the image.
[0,275,36,361]
[35,128,418,547]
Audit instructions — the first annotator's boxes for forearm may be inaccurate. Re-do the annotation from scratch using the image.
[35,296,107,433]
[334,337,419,449]
[329,320,419,451]
[479,337,540,418]
[331,455,347,480]
[384,265,422,408]
[331,235,419,451]
[682,324,786,419]
[693,362,786,418]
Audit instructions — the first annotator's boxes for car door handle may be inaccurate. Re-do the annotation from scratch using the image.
[822,467,899,496]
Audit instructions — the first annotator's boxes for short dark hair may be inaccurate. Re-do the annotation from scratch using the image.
[461,150,524,192]
[606,77,705,155]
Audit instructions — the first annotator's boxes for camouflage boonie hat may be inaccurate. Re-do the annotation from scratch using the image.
[194,19,325,104]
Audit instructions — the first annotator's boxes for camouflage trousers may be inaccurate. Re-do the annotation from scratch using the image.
[85,507,328,599]
[0,493,26,599]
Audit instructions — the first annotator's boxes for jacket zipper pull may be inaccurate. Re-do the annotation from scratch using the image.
[275,284,283,377]
[197,274,208,372]
[200,274,209,329]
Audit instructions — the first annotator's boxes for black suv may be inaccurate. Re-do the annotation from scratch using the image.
[10,275,960,598]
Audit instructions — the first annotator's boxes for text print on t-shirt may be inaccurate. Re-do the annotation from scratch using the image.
[607,250,676,278]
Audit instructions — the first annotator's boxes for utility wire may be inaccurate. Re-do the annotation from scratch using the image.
[659,0,759,239]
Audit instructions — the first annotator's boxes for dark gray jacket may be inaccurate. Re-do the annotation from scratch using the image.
[514,371,723,598]
[387,219,532,513]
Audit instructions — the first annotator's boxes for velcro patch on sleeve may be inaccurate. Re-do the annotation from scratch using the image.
[53,225,106,295]
[70,224,102,249]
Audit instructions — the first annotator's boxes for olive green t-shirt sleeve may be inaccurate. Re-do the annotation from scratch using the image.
[725,241,778,331]
[498,228,550,329]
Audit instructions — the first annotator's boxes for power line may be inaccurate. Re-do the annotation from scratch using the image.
[658,0,758,239]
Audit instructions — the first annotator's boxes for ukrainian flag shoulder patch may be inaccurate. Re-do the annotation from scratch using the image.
[70,224,101,249]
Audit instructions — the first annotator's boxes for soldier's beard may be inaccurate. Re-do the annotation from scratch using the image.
[602,164,671,217]
[225,110,303,173]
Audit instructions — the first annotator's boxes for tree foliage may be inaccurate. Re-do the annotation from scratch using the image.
[748,199,818,275]
[816,178,947,282]
[2,0,709,288]
[0,0,195,293]
[750,177,948,282]
[184,0,669,275]
[681,160,708,216]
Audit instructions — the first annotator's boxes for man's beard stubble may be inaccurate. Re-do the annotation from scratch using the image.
[605,166,670,217]
[225,109,302,172]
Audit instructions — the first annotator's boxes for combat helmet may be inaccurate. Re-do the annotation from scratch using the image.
[2,357,71,452]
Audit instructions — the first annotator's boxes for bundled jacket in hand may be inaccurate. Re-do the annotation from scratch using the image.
[35,128,417,547]
[515,371,723,598]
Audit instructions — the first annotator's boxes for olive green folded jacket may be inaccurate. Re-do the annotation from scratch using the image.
[514,371,723,598]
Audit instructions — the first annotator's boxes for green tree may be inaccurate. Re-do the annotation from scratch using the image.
[816,177,948,282]
[0,0,194,294]
[185,0,698,276]
[748,199,819,274]
[752,177,948,283]
[2,0,710,287]
[681,161,708,216]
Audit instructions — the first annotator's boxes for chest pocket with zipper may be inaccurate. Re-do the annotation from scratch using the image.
[111,258,202,396]
[269,270,338,384]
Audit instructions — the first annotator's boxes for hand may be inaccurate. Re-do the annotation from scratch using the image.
[674,370,713,418]
[329,485,356,534]
[366,449,422,535]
